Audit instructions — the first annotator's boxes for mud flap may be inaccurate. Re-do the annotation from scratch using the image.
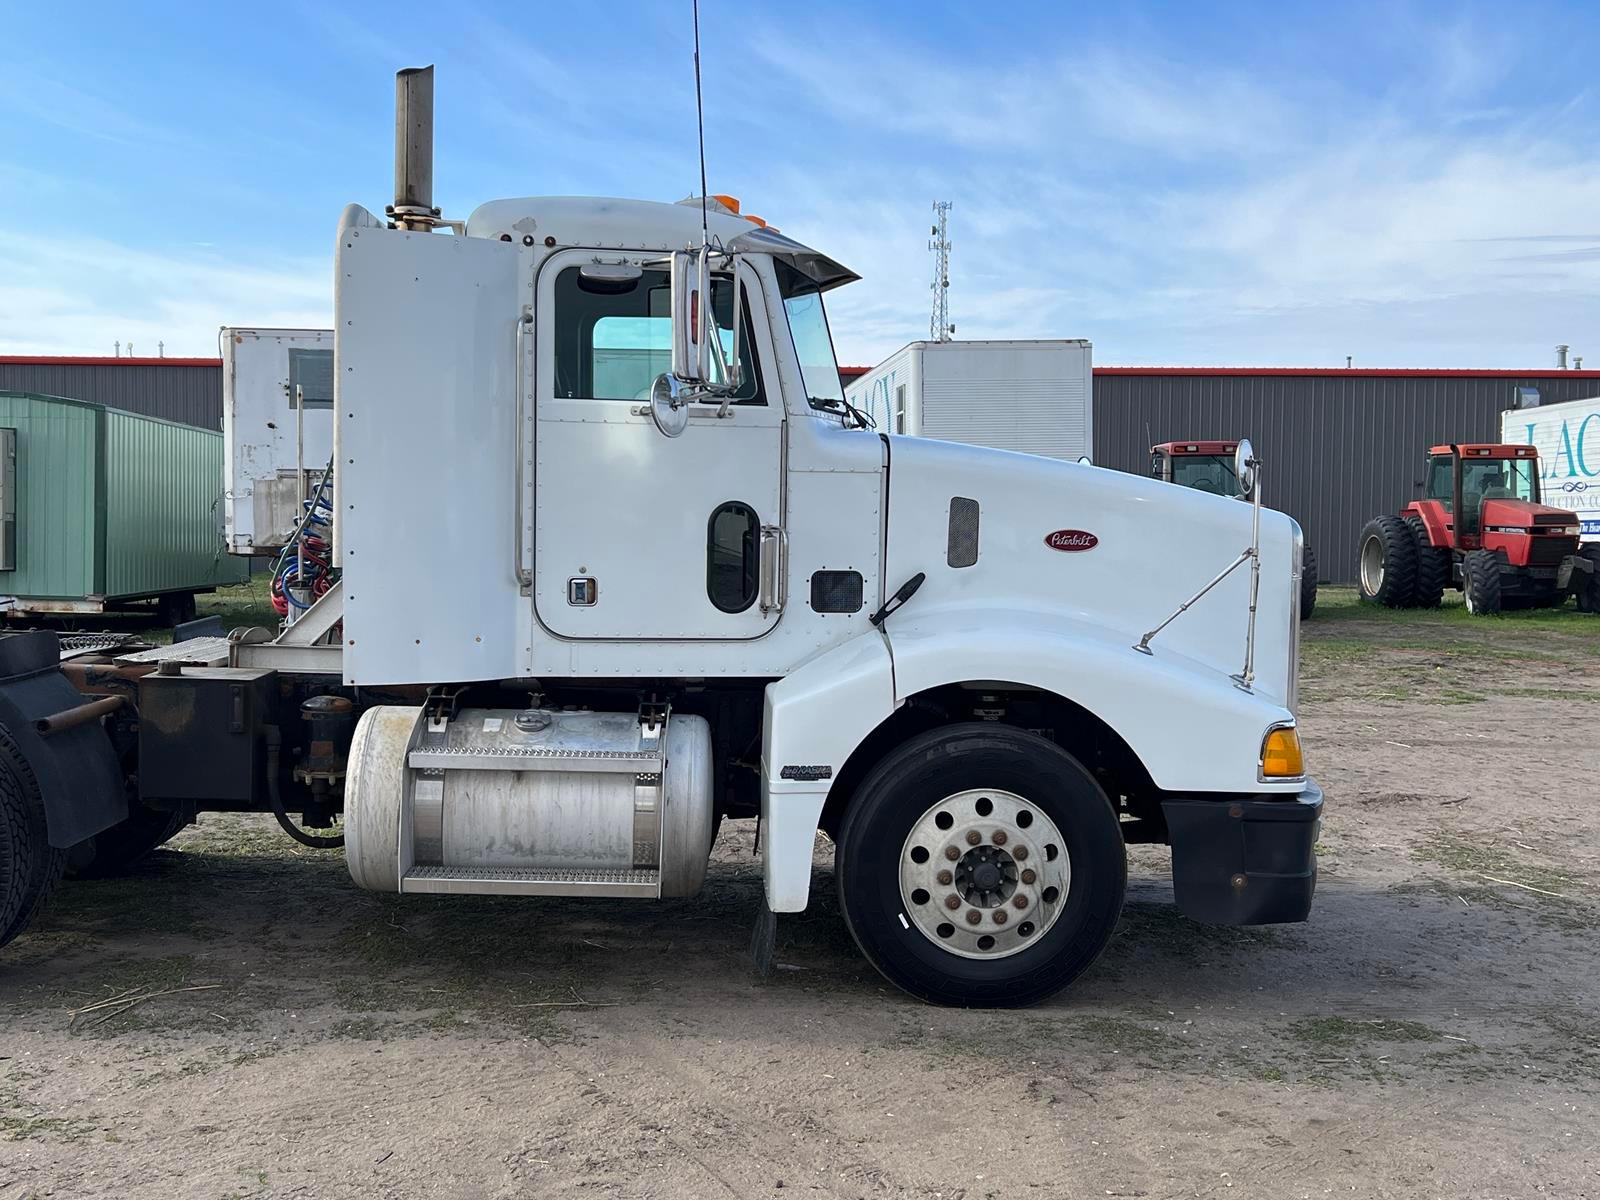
[0,632,126,848]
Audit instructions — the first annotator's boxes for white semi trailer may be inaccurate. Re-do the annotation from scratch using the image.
[1,68,1319,1006]
[846,339,1093,462]
[1502,395,1600,542]
[221,327,336,557]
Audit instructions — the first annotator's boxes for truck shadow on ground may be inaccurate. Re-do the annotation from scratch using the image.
[5,814,1595,1094]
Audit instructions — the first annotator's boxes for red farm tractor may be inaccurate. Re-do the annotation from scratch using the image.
[1358,443,1600,614]
[1151,440,1318,619]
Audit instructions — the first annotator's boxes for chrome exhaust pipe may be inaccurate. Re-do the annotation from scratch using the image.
[392,65,436,230]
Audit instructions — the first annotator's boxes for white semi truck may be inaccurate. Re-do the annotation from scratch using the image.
[0,68,1319,1006]
[846,339,1093,462]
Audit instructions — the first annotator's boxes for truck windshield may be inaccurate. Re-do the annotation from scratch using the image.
[776,261,846,413]
[1171,455,1240,497]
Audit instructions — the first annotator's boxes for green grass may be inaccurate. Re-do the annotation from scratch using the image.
[197,575,278,632]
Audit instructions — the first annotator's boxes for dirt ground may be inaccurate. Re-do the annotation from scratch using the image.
[3,588,1598,1199]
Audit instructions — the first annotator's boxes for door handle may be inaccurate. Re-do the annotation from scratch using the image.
[758,525,787,615]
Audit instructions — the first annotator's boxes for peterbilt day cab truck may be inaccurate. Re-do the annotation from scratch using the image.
[0,68,1320,1007]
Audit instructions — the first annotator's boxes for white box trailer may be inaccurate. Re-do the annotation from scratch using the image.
[1502,395,1600,541]
[222,328,335,555]
[845,339,1093,461]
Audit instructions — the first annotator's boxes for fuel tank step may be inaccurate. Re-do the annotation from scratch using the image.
[400,865,661,897]
[406,744,664,773]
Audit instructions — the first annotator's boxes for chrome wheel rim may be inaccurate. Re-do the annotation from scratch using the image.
[898,788,1071,960]
[1359,535,1385,596]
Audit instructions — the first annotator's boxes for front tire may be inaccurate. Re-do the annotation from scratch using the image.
[1576,546,1600,614]
[836,724,1126,1007]
[0,729,66,950]
[1463,549,1503,615]
[1357,516,1418,608]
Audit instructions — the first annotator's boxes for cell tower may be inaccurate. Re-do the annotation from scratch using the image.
[929,201,953,342]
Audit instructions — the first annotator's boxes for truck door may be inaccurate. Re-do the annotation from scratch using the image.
[530,252,783,640]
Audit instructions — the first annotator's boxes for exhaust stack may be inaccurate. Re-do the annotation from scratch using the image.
[393,65,436,229]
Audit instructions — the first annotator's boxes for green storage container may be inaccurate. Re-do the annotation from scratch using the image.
[0,391,249,613]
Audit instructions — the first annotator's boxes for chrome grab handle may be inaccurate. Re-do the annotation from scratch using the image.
[758,525,787,615]
[513,310,533,592]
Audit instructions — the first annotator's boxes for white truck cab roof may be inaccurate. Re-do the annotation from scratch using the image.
[464,195,858,290]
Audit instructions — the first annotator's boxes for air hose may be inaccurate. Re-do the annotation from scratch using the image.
[265,726,345,849]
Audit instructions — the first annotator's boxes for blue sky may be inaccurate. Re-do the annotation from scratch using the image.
[3,1,1599,368]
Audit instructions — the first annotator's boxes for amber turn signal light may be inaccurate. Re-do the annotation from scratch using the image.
[1260,725,1304,778]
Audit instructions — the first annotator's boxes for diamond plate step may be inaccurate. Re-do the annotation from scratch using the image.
[406,745,663,773]
[115,636,232,667]
[401,865,661,897]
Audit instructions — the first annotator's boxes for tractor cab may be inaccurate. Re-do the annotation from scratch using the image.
[1150,441,1248,498]
[1418,444,1548,545]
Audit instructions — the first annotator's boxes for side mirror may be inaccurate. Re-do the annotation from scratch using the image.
[649,372,690,438]
[1234,438,1259,498]
[668,247,743,393]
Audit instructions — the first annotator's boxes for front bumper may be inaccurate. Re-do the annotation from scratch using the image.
[1161,779,1323,925]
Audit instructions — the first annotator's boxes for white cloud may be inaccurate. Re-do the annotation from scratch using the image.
[0,233,328,357]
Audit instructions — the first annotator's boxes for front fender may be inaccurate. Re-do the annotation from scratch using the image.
[886,606,1298,795]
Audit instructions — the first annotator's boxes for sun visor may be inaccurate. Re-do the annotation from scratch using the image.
[727,225,860,292]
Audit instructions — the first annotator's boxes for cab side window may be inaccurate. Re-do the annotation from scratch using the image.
[552,265,763,404]
[1424,455,1454,510]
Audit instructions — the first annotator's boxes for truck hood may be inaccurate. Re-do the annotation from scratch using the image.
[879,435,1301,708]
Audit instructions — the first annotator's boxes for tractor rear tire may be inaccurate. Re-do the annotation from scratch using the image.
[1357,516,1418,608]
[1403,515,1451,609]
[1462,549,1503,616]
[0,728,66,951]
[1577,546,1600,614]
[1299,544,1318,620]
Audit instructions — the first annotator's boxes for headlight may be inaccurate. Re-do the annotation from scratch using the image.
[1260,724,1304,780]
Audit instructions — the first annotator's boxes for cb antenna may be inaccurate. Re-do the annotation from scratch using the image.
[693,0,709,247]
[929,201,953,341]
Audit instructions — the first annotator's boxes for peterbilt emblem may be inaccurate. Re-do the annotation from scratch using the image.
[1044,529,1098,552]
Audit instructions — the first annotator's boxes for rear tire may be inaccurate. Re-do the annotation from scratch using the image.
[157,592,197,627]
[0,729,66,951]
[1462,549,1503,615]
[1357,516,1418,608]
[1402,515,1451,609]
[1577,547,1600,614]
[1299,544,1318,620]
[836,724,1125,1008]
[67,804,187,879]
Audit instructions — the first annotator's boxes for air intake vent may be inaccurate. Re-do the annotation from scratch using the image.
[810,571,864,613]
[947,497,980,568]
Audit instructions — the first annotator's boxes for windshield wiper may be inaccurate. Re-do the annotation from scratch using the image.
[814,396,875,430]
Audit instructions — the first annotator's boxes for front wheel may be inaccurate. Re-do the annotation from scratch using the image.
[1576,546,1600,614]
[1462,549,1503,615]
[836,724,1126,1007]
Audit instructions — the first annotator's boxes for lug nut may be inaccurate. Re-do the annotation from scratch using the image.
[993,910,1008,925]
[965,830,981,846]
[944,846,960,861]
[1012,895,1028,910]
[936,869,953,886]
[991,830,1008,846]
[1020,868,1037,885]
[965,910,982,925]
[945,894,962,910]
[1013,846,1028,861]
